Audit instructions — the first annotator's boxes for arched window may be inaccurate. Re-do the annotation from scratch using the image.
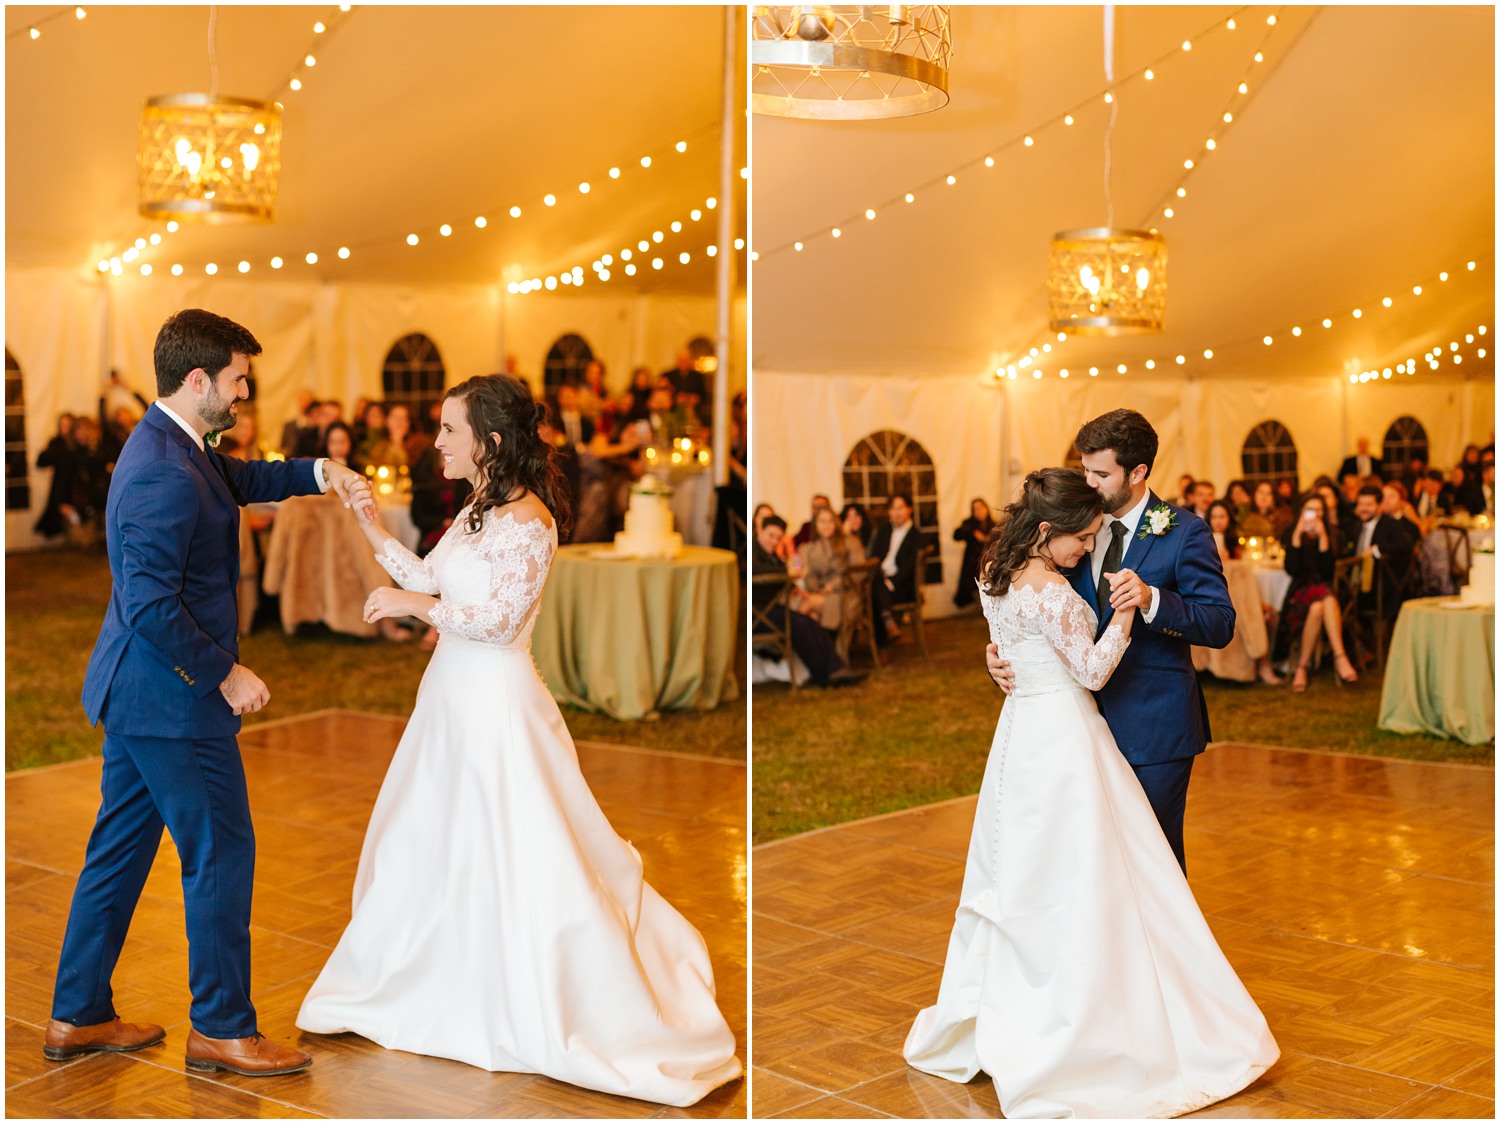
[5,349,29,510]
[1381,415,1430,475]
[543,333,594,398]
[381,333,446,427]
[1240,420,1299,487]
[842,430,943,584]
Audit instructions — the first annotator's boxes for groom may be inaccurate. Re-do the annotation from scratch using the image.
[987,409,1233,871]
[46,309,374,1075]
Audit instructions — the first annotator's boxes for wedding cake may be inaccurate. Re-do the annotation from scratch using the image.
[614,476,682,558]
[1461,551,1495,605]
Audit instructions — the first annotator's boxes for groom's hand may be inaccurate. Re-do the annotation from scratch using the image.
[323,461,377,522]
[986,643,1016,695]
[219,663,270,716]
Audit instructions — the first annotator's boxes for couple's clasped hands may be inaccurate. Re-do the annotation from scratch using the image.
[322,462,439,626]
[986,568,1145,694]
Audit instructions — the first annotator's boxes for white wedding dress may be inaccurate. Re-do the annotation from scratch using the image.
[296,506,741,1106]
[903,579,1278,1119]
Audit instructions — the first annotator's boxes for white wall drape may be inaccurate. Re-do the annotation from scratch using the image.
[754,368,1494,615]
[6,268,746,550]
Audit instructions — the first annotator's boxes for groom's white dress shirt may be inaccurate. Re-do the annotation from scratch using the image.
[883,521,912,579]
[1090,489,1161,623]
[154,400,330,491]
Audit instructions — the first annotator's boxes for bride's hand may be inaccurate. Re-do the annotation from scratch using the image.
[364,586,432,624]
[1104,569,1148,612]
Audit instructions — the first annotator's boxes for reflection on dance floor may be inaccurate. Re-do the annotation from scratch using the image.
[752,744,1493,1119]
[6,712,746,1119]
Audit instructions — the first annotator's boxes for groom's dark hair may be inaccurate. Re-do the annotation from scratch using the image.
[1075,409,1158,476]
[154,309,262,397]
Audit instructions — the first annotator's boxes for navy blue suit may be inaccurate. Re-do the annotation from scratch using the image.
[54,405,321,1038]
[1067,491,1234,871]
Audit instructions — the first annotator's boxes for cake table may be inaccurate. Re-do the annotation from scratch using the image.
[531,544,741,720]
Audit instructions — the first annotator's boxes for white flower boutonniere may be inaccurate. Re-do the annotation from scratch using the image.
[205,430,223,449]
[1138,503,1178,541]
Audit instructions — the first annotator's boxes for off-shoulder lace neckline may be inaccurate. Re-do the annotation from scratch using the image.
[456,504,555,533]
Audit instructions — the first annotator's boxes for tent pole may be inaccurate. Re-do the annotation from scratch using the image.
[711,3,738,489]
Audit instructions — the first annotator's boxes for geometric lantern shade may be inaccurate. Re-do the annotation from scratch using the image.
[138,94,282,222]
[751,5,952,121]
[1048,227,1166,335]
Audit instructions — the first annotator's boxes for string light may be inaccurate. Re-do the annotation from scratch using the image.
[760,8,1282,262]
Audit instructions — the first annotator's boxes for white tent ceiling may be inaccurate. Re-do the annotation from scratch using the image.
[6,4,747,293]
[751,4,1495,384]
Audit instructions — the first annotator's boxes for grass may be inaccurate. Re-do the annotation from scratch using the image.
[5,550,745,772]
[753,609,1492,843]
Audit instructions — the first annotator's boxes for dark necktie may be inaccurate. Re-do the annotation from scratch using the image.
[1097,519,1127,613]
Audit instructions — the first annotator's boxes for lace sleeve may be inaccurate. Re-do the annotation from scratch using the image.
[428,517,555,644]
[1036,583,1130,691]
[374,535,439,594]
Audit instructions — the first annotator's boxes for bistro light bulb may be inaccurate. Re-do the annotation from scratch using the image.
[306,252,318,264]
[1382,297,1392,307]
[1145,359,1155,369]
[1322,318,1332,328]
[671,221,682,232]
[407,233,419,245]
[947,175,956,185]
[338,247,350,259]
[1206,138,1217,150]
[440,224,452,236]
[475,216,487,228]
[905,193,915,203]
[640,156,652,168]
[544,194,556,206]
[172,264,184,275]
[1292,326,1301,336]
[271,256,283,268]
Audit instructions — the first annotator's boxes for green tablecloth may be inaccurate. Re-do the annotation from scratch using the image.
[532,544,741,721]
[1377,597,1495,744]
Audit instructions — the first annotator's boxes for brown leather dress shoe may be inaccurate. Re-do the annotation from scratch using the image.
[185,1029,312,1076]
[43,1017,166,1061]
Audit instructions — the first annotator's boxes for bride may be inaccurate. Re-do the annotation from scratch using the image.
[296,374,741,1106]
[903,468,1277,1119]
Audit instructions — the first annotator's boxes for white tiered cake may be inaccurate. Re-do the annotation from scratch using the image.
[614,476,683,558]
[1461,551,1495,605]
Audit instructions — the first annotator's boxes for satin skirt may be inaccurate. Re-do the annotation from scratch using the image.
[297,636,741,1106]
[903,685,1278,1118]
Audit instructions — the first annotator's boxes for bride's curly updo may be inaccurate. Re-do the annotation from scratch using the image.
[447,373,573,541]
[978,467,1103,593]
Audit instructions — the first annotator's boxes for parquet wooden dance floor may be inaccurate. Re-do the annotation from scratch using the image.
[6,711,747,1119]
[752,744,1493,1119]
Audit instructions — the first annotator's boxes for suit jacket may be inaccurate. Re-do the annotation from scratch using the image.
[1338,454,1376,480]
[1068,492,1235,766]
[867,522,924,603]
[81,406,321,739]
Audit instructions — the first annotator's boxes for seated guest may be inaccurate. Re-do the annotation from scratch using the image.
[1225,480,1253,522]
[358,403,416,470]
[1274,477,1297,506]
[752,516,864,687]
[1353,485,1420,619]
[1275,493,1358,691]
[1459,443,1484,483]
[1381,481,1420,528]
[753,502,794,562]
[1338,436,1377,481]
[1399,457,1426,498]
[1312,475,1360,555]
[292,400,340,458]
[952,497,996,608]
[1413,468,1452,532]
[321,421,355,467]
[1206,500,1239,563]
[553,383,595,452]
[841,502,872,551]
[1174,473,1196,507]
[795,506,866,639]
[1465,459,1500,516]
[1241,480,1293,539]
[1187,480,1215,521]
[867,493,925,645]
[793,494,832,549]
[1341,473,1364,507]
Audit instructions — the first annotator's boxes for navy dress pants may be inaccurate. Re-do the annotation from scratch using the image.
[51,731,258,1039]
[1131,756,1195,874]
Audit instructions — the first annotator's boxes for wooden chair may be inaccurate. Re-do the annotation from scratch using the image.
[838,557,882,670]
[889,544,934,659]
[1440,524,1473,589]
[751,571,802,691]
[1333,554,1385,670]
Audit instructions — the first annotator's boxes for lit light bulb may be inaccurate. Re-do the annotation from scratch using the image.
[543,194,556,206]
[1143,70,1154,81]
[625,263,637,276]
[1239,82,1248,94]
[439,224,452,237]
[1164,208,1174,219]
[794,241,803,251]
[1184,159,1194,169]
[671,221,682,232]
[652,230,664,243]
[290,78,302,91]
[905,193,915,203]
[1413,285,1422,295]
[1322,318,1332,328]
[406,233,419,246]
[641,156,652,168]
[1352,309,1362,318]
[706,245,718,257]
[579,182,590,194]
[1440,271,1449,281]
[1103,93,1112,104]
[1267,13,1277,24]
[28,27,39,39]
[947,174,956,185]
[1065,114,1075,124]
[621,249,632,261]
[271,257,283,269]
[1090,367,1099,376]
[171,264,184,276]
[984,156,994,167]
[1291,326,1302,336]
[1176,355,1185,364]
[1145,359,1155,369]
[865,208,876,220]
[306,252,318,264]
[1223,112,1233,123]
[735,238,745,250]
[1264,336,1273,345]
[475,216,487,228]
[651,258,663,270]
[76,6,86,17]
[706,197,717,208]
[691,209,702,221]
[1060,369,1069,378]
[831,228,842,238]
[678,252,690,265]
[1254,51,1263,62]
[638,240,649,252]
[1024,135,1034,146]
[1206,138,1217,150]
[1117,363,1127,374]
[140,264,152,276]
[1176,187,1186,198]
[314,20,324,32]
[545,276,557,290]
[609,167,620,179]
[338,247,350,259]
[1382,297,1392,307]
[1468,260,1477,270]
[1226,17,1236,29]
[205,263,218,275]
[1203,349,1213,359]
[675,141,687,153]
[1182,39,1192,50]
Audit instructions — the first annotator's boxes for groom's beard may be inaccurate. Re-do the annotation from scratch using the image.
[1096,481,1133,516]
[199,385,239,432]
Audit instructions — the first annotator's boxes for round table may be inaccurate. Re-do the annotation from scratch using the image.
[532,544,740,720]
[1250,562,1293,613]
[1377,596,1495,744]
[1192,558,1271,682]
